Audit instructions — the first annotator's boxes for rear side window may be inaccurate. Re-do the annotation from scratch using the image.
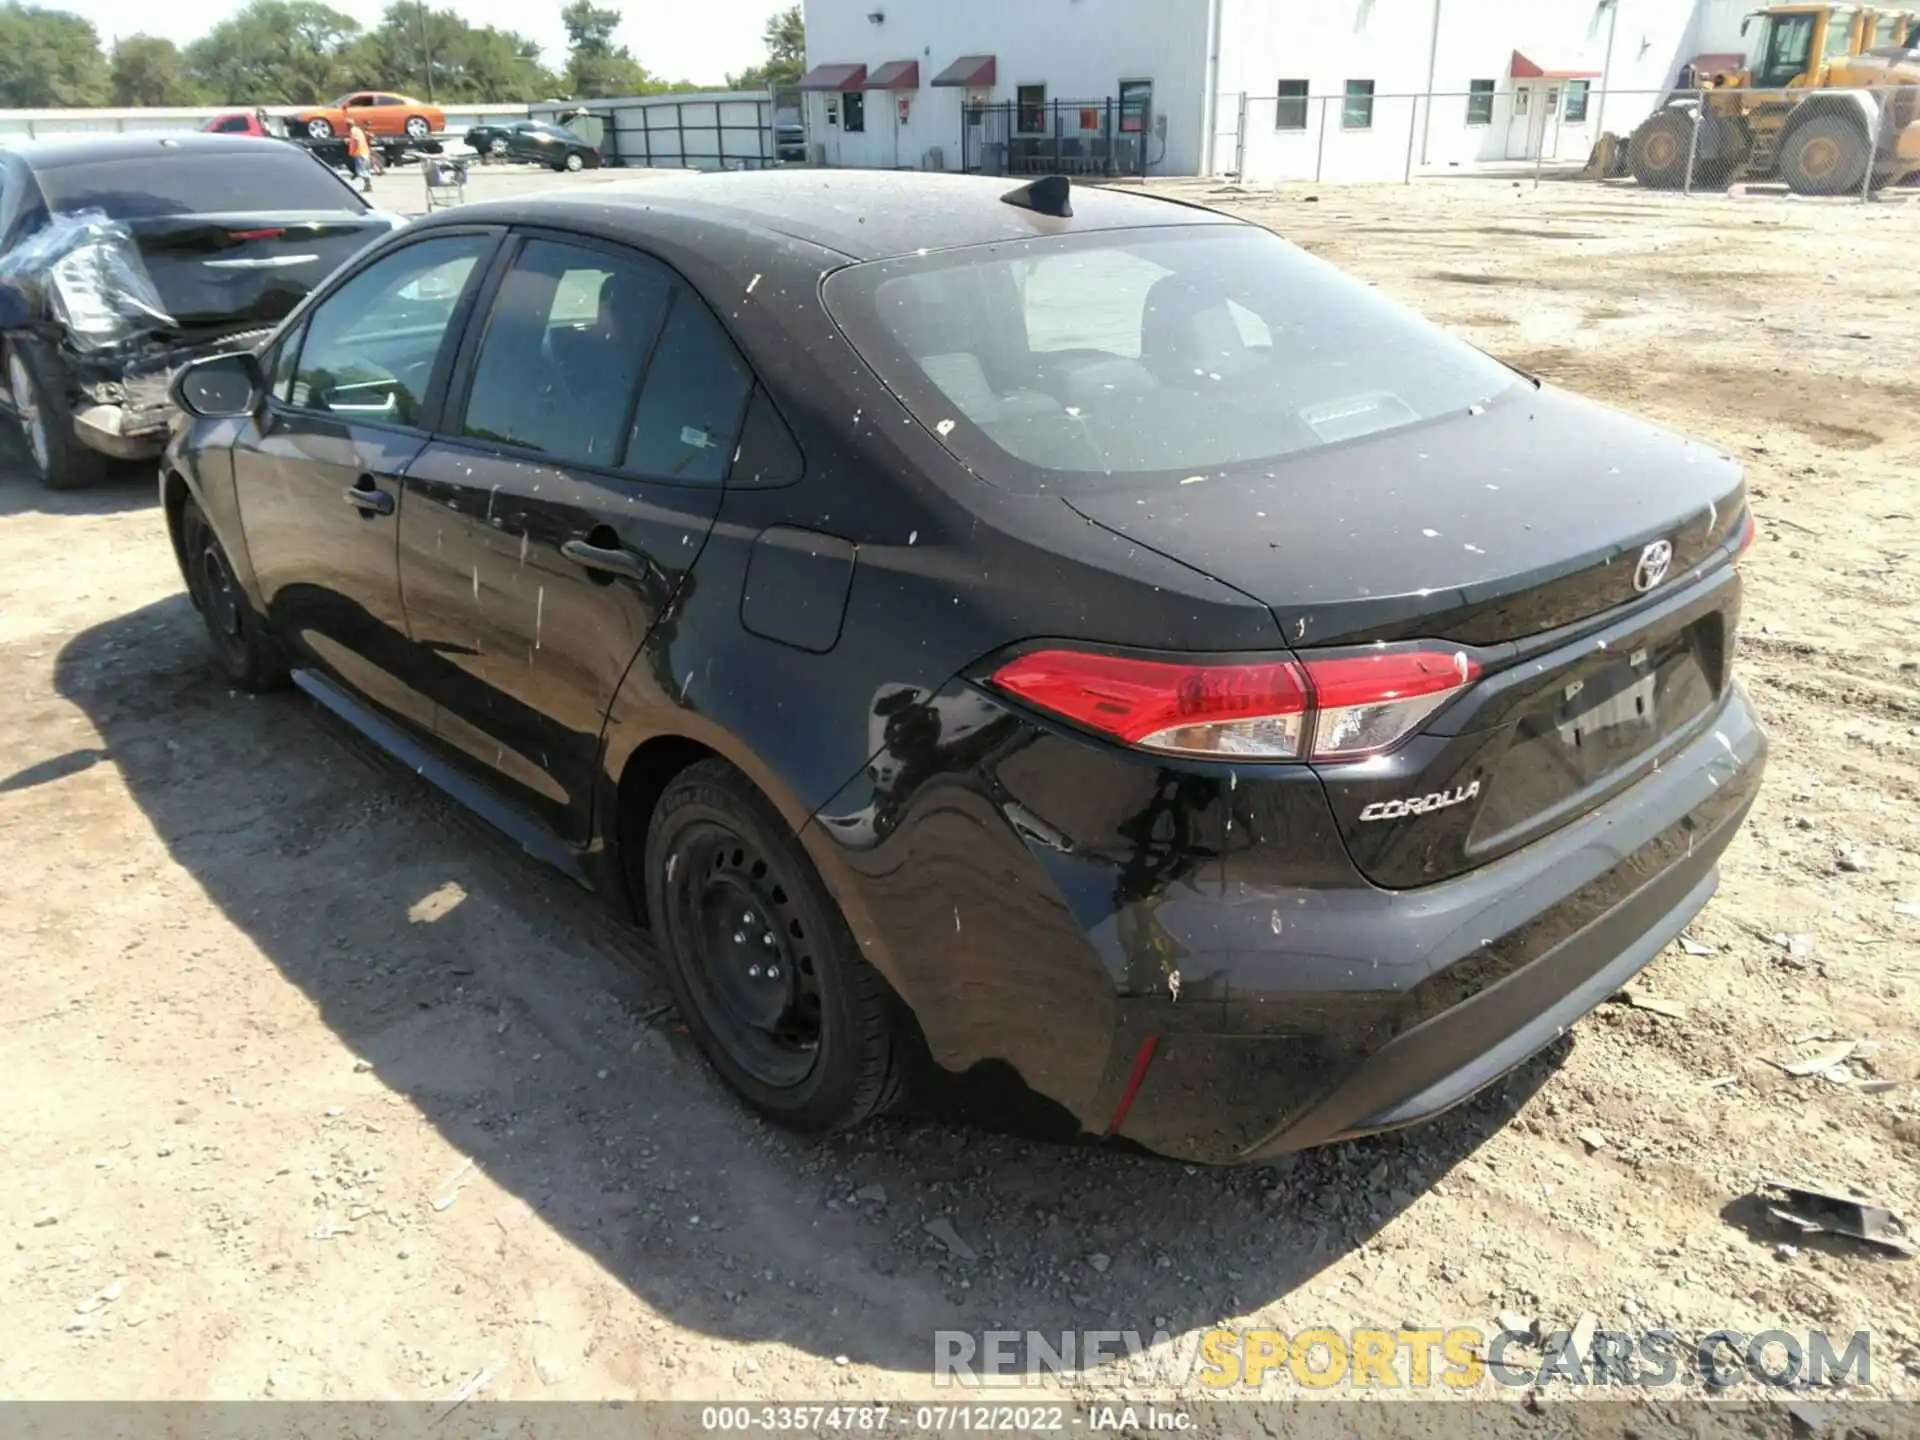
[37,149,366,218]
[625,293,753,483]
[460,238,672,468]
[823,225,1516,493]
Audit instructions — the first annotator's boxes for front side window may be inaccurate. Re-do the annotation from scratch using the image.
[1563,79,1591,122]
[1342,79,1374,129]
[461,238,671,468]
[287,235,489,425]
[1824,12,1856,58]
[1465,79,1495,125]
[823,226,1516,493]
[1276,78,1309,130]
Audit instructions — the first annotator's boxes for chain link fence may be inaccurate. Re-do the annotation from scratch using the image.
[1213,84,1920,202]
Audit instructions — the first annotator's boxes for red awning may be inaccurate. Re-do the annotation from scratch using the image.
[796,63,868,92]
[866,60,920,90]
[1510,50,1601,80]
[930,54,997,88]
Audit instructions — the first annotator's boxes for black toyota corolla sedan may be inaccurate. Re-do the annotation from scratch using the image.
[160,170,1765,1164]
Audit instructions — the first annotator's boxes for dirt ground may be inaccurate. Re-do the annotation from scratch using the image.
[1,173,1915,1412]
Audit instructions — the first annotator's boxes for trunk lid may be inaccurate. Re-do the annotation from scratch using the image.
[125,212,393,336]
[1066,383,1746,649]
[1070,384,1751,887]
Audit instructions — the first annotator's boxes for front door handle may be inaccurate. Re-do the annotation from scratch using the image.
[561,537,650,580]
[344,476,395,516]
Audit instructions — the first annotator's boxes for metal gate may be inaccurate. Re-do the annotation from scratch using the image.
[961,96,1150,178]
[1211,90,1248,178]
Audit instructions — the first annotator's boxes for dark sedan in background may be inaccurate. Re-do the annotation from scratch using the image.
[0,134,397,488]
[158,171,1764,1163]
[465,120,602,172]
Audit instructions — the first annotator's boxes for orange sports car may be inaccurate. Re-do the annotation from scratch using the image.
[290,92,446,143]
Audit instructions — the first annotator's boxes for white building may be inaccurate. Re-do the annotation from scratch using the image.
[796,0,1752,182]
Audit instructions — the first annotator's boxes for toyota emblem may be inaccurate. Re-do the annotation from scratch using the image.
[1633,539,1674,593]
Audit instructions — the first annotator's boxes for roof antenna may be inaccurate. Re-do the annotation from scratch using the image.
[1000,174,1072,218]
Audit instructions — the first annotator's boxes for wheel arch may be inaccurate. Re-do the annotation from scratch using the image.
[1781,89,1880,144]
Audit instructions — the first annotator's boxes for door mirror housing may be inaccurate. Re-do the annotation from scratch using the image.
[172,351,263,419]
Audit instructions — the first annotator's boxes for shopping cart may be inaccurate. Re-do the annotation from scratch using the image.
[423,157,468,212]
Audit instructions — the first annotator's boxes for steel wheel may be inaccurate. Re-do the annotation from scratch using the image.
[180,497,287,690]
[642,759,905,1132]
[663,820,823,1089]
[8,352,48,478]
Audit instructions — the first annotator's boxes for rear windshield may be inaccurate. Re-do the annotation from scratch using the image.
[38,148,367,218]
[822,225,1518,492]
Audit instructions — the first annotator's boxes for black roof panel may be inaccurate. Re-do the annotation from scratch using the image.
[445,169,1239,262]
[10,132,281,170]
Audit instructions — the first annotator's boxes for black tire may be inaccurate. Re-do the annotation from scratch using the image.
[179,495,288,692]
[1629,110,1695,188]
[405,114,432,142]
[643,758,904,1132]
[5,338,112,490]
[305,115,335,140]
[488,135,509,157]
[1780,113,1871,195]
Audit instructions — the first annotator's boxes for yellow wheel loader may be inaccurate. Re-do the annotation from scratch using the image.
[1623,4,1920,193]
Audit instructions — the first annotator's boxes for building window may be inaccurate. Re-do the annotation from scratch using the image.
[1465,79,1495,126]
[1342,79,1374,130]
[1275,78,1309,130]
[843,90,866,133]
[1563,79,1591,122]
[1016,84,1046,135]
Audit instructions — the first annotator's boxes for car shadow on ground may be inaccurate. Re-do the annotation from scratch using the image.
[54,594,1569,1378]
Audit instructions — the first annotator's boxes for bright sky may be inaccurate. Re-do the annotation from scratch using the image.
[70,0,781,86]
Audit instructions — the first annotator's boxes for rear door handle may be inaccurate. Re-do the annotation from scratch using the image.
[344,475,395,516]
[561,538,650,580]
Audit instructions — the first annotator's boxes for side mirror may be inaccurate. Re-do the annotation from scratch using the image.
[0,280,34,331]
[172,351,263,419]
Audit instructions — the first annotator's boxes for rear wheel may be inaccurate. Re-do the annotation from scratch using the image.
[179,495,288,691]
[5,340,111,490]
[643,759,904,1132]
[305,115,335,140]
[1780,113,1870,195]
[405,114,432,143]
[564,150,586,172]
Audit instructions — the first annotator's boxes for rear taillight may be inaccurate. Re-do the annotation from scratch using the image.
[988,644,1479,763]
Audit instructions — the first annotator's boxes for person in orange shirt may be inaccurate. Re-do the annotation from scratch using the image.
[346,121,373,192]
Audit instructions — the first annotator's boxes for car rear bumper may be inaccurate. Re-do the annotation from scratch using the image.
[808,678,1766,1165]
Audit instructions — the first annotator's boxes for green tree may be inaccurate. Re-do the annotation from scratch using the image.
[726,4,803,90]
[0,3,109,106]
[110,35,199,106]
[184,0,360,104]
[558,0,662,98]
[339,3,552,102]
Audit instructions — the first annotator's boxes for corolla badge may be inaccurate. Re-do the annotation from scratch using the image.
[1633,539,1674,593]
